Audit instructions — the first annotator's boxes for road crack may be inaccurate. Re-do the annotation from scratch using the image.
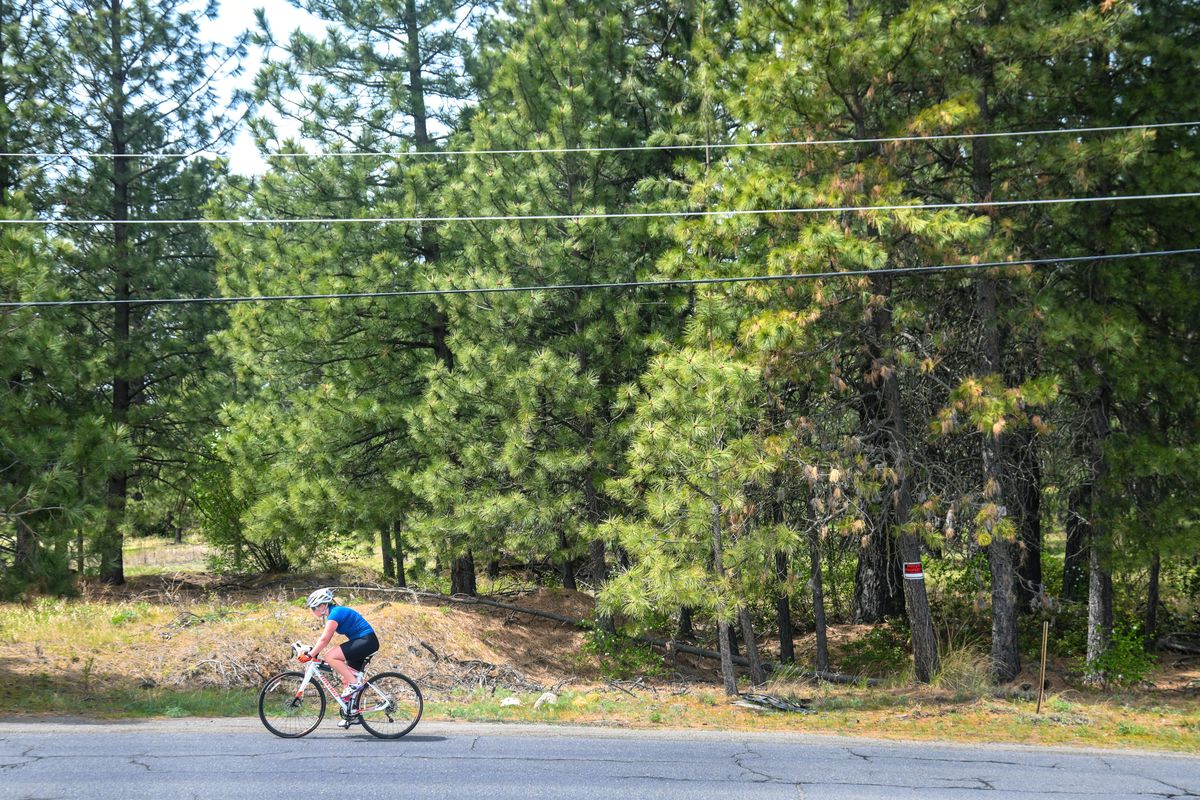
[731,742,783,784]
[1150,778,1200,798]
[0,746,42,772]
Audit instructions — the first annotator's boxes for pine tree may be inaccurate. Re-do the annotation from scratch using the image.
[1,1,122,593]
[654,0,1009,682]
[213,0,483,572]
[929,0,1141,685]
[33,0,245,584]
[999,0,1200,679]
[603,338,777,694]
[0,206,124,596]
[407,0,692,592]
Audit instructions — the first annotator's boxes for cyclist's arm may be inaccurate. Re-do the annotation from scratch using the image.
[309,619,339,657]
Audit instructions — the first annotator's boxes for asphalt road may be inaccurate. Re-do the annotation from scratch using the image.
[0,718,1197,800]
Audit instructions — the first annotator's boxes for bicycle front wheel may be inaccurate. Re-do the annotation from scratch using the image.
[258,671,326,738]
[357,672,423,739]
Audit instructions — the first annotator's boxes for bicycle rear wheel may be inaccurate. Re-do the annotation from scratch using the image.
[356,672,422,739]
[258,671,326,738]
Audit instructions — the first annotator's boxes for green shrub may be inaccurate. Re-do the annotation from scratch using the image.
[0,545,79,600]
[580,627,667,680]
[1048,696,1074,714]
[192,464,291,574]
[1085,624,1156,687]
[837,623,910,676]
[927,553,991,635]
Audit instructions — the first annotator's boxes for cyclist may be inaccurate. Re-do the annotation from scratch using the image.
[299,588,379,705]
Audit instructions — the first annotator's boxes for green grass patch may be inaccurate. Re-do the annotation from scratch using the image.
[6,685,256,719]
[3,678,1198,754]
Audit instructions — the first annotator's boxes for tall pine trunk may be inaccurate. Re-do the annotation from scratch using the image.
[738,605,766,685]
[451,552,476,596]
[405,0,471,599]
[766,413,795,661]
[710,483,737,696]
[557,529,577,591]
[1086,544,1114,682]
[588,539,609,588]
[854,371,903,622]
[809,524,830,672]
[852,522,902,622]
[402,0,429,149]
[380,523,395,582]
[1085,389,1114,680]
[1013,430,1043,609]
[872,273,939,682]
[1062,485,1091,602]
[971,37,1021,681]
[392,522,407,587]
[1145,550,1160,651]
[676,607,695,642]
[979,265,1020,682]
[846,0,903,631]
[775,551,795,663]
[100,0,131,585]
[589,535,614,633]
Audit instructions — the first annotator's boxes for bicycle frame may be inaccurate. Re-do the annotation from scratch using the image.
[294,660,361,713]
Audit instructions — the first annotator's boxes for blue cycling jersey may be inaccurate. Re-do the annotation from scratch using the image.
[328,605,374,640]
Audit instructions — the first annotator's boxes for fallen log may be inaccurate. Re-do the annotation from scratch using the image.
[639,634,880,686]
[1159,634,1200,656]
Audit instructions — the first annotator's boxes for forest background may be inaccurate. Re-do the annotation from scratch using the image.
[2,0,1199,696]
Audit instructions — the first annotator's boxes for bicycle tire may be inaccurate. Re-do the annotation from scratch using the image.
[356,671,423,739]
[258,670,326,738]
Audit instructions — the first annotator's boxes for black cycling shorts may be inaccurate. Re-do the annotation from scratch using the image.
[341,632,380,671]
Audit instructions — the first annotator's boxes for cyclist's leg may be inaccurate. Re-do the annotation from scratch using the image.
[324,644,357,685]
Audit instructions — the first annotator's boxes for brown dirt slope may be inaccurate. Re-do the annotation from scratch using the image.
[2,576,706,699]
[3,573,1197,703]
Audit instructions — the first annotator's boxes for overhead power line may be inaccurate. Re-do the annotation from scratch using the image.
[4,190,1199,227]
[4,247,1196,309]
[1,121,1195,161]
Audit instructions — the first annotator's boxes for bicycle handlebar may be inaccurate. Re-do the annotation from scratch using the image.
[290,641,323,663]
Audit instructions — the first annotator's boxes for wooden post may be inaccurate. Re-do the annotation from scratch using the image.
[1036,620,1049,714]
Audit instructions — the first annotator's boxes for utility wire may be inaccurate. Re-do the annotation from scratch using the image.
[0,120,1194,161]
[4,191,1199,227]
[4,247,1196,309]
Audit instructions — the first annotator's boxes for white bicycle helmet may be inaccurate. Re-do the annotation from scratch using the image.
[305,587,335,608]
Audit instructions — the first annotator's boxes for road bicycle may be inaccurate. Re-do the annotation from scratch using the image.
[257,642,423,739]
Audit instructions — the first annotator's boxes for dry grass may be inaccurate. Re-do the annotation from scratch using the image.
[0,592,587,692]
[122,536,213,577]
[445,689,1200,753]
[1,577,1198,752]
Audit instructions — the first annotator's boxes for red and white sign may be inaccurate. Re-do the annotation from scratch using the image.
[903,562,925,581]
